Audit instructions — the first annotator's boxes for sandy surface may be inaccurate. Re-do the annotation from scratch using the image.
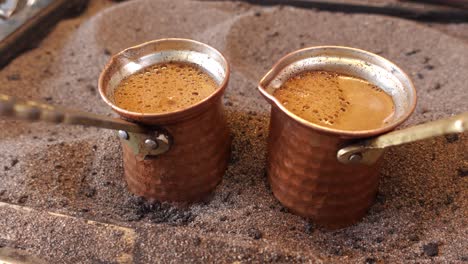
[0,0,467,263]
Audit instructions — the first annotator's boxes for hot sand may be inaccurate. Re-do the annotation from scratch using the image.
[0,0,467,263]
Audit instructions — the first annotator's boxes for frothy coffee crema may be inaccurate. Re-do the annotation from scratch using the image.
[273,71,395,131]
[114,62,218,113]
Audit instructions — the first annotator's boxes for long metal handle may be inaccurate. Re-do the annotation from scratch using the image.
[337,112,468,165]
[0,94,147,133]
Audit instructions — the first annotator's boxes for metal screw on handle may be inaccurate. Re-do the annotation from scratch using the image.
[145,139,158,150]
[118,130,172,158]
[118,130,129,140]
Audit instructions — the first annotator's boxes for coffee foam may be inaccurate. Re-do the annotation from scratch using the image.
[273,71,395,131]
[114,62,218,113]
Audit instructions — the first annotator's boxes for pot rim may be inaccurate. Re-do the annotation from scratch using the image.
[98,38,230,122]
[258,45,417,138]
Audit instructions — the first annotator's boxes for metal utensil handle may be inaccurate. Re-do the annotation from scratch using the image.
[337,112,468,165]
[0,93,147,133]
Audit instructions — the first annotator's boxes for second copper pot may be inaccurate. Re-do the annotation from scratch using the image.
[258,46,417,228]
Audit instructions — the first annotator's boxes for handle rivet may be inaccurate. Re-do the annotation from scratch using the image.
[349,153,363,162]
[157,134,169,145]
[145,139,158,150]
[118,130,129,140]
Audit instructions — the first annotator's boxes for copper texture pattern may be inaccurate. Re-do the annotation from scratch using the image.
[267,107,381,228]
[99,39,231,202]
[122,101,230,202]
[259,46,417,228]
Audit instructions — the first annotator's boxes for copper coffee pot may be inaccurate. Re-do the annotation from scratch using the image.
[0,38,231,203]
[98,38,231,203]
[258,46,467,229]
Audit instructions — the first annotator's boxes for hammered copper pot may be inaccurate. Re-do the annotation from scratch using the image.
[99,38,231,202]
[258,46,417,229]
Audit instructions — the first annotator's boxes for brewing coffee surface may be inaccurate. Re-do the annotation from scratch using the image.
[114,62,218,113]
[273,71,395,131]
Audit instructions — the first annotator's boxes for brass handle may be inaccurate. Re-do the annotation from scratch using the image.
[337,112,468,165]
[0,93,147,133]
[0,94,173,157]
